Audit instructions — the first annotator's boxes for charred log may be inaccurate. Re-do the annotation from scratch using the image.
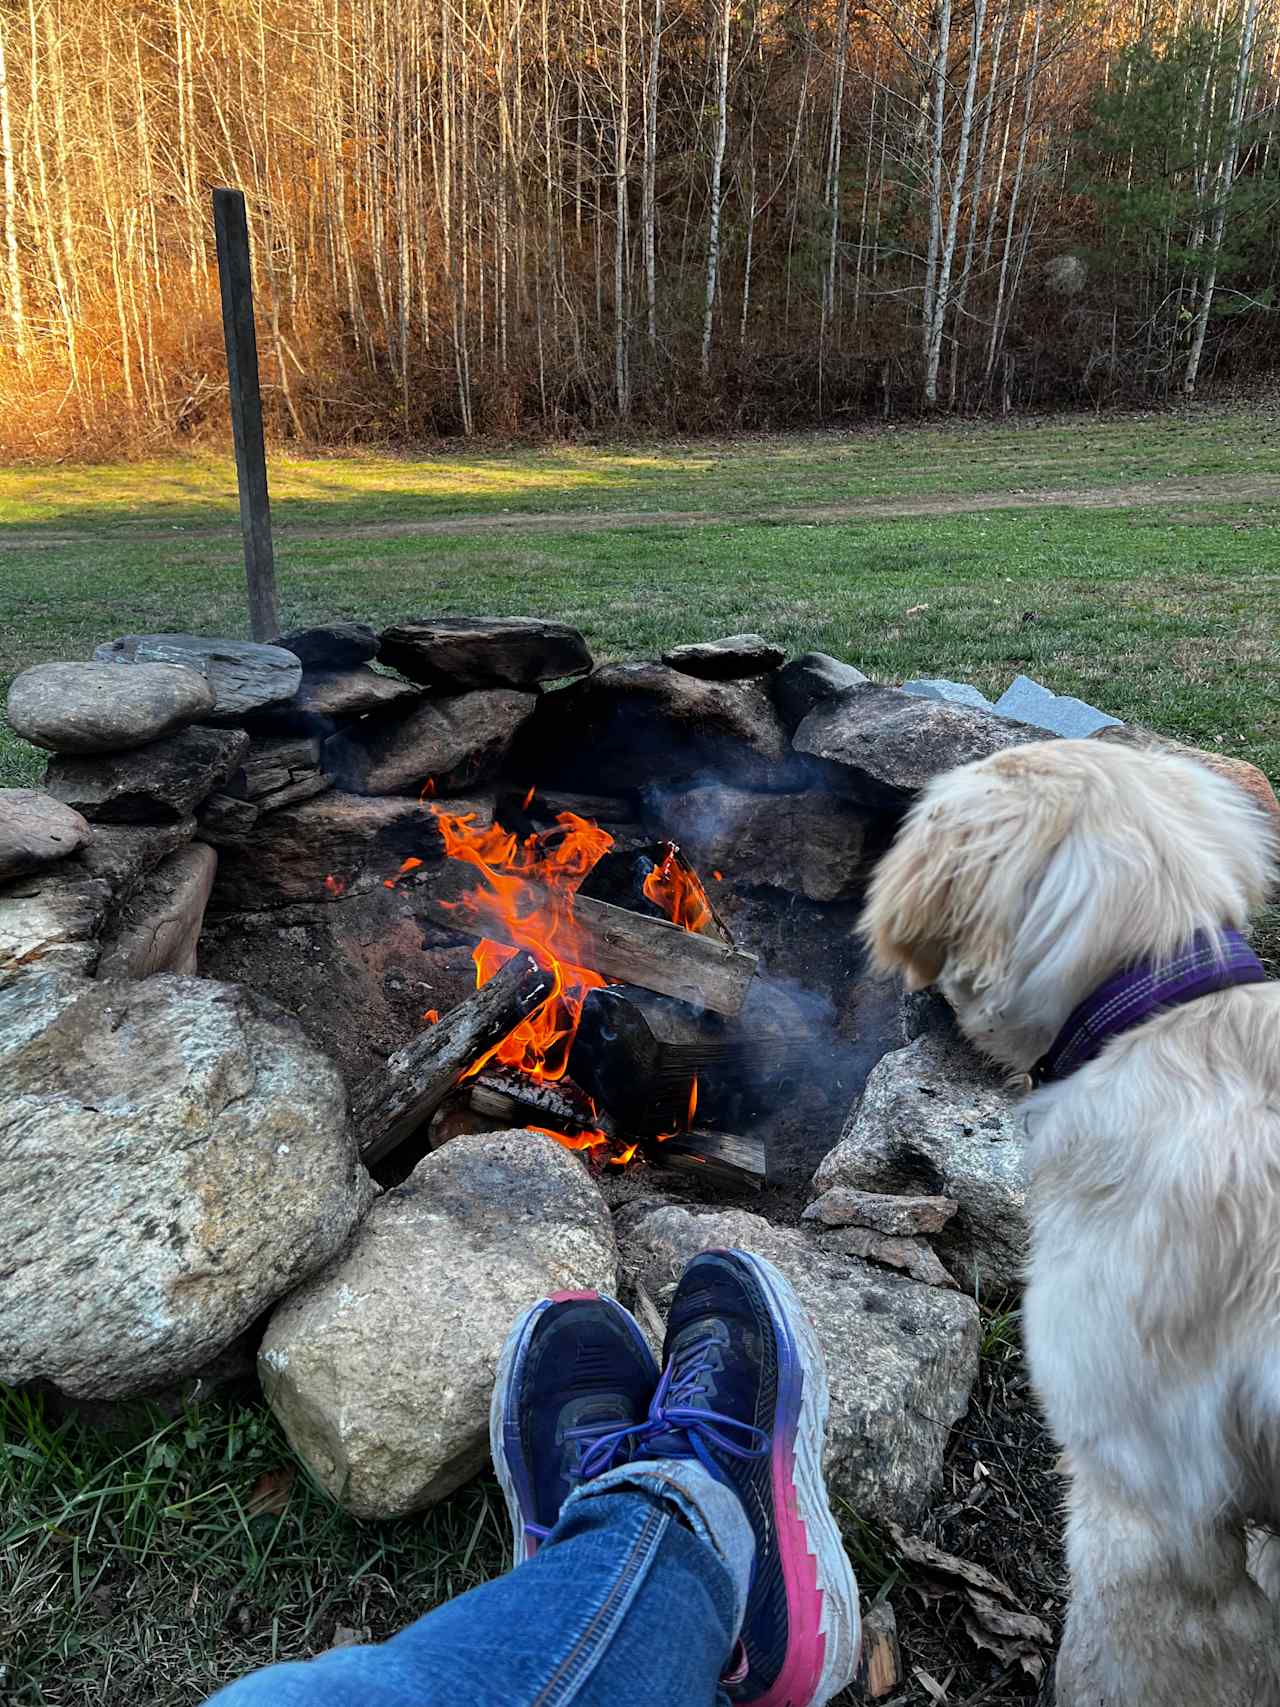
[645,1129,766,1192]
[352,950,555,1164]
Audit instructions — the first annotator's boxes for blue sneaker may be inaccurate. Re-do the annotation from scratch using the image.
[640,1249,861,1707]
[490,1290,659,1566]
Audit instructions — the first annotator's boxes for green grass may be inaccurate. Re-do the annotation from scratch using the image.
[0,1386,510,1706]
[0,404,1277,533]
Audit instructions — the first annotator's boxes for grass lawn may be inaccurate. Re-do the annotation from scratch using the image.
[2,406,1278,1704]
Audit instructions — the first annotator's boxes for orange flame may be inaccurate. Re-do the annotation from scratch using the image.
[713,870,724,882]
[527,1123,609,1152]
[421,1009,440,1025]
[523,784,536,809]
[687,1074,699,1127]
[323,873,346,897]
[384,856,424,890]
[643,843,714,935]
[430,803,615,1084]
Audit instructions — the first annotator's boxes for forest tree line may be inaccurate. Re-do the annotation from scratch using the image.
[0,0,1277,455]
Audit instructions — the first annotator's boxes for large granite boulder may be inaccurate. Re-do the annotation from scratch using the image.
[44,726,249,823]
[794,683,1045,805]
[6,661,214,754]
[616,1202,979,1523]
[323,690,536,796]
[814,1030,1027,1298]
[519,663,801,791]
[260,1131,616,1518]
[0,789,92,881]
[379,617,592,690]
[647,783,870,901]
[0,971,374,1399]
[95,634,302,721]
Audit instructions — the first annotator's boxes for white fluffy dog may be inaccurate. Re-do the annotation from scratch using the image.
[861,736,1280,1706]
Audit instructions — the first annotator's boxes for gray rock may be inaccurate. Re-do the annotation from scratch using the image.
[0,790,92,882]
[45,726,249,823]
[229,736,324,802]
[0,819,196,979]
[646,783,870,901]
[260,1131,616,1518]
[246,668,420,737]
[771,653,869,732]
[814,1031,1027,1298]
[520,664,801,792]
[273,623,379,670]
[617,1202,979,1523]
[0,970,374,1398]
[803,1188,958,1236]
[794,683,1045,805]
[994,674,1121,738]
[96,843,218,979]
[379,617,593,690]
[6,661,215,754]
[94,635,302,722]
[661,634,786,680]
[208,789,495,911]
[196,794,260,847]
[901,678,997,713]
[818,1227,957,1289]
[322,689,536,796]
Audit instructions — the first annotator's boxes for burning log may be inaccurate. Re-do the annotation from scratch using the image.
[468,1067,609,1137]
[646,1129,767,1192]
[353,950,556,1164]
[569,982,812,1134]
[579,842,733,944]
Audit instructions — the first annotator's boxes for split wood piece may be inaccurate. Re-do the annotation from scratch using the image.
[578,842,734,945]
[854,1601,903,1701]
[576,889,753,1013]
[353,951,556,1165]
[569,981,810,1134]
[468,1068,611,1138]
[645,1129,766,1193]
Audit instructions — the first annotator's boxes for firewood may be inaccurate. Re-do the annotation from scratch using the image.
[452,887,756,1015]
[578,842,734,944]
[468,1067,609,1136]
[646,1129,766,1192]
[569,981,812,1134]
[352,950,556,1164]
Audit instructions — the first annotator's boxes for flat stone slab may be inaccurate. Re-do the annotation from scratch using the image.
[323,688,536,796]
[0,789,92,882]
[1,970,374,1399]
[260,1130,616,1517]
[819,1226,957,1289]
[617,1201,978,1524]
[804,1188,959,1236]
[0,818,196,978]
[96,843,218,979]
[814,1030,1027,1298]
[648,783,870,901]
[95,635,302,722]
[901,678,996,713]
[771,653,869,732]
[7,661,214,754]
[208,789,495,910]
[247,668,420,737]
[45,726,249,824]
[379,617,593,690]
[994,674,1120,737]
[661,634,785,680]
[794,683,1045,804]
[274,623,379,670]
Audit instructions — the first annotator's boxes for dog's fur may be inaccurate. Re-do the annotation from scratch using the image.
[862,737,1280,1705]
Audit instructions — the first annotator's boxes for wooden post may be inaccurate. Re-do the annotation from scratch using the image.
[213,188,280,642]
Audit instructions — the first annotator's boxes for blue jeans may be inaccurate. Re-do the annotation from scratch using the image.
[206,1462,755,1707]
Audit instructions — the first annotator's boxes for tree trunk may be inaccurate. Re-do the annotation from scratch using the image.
[700,0,731,379]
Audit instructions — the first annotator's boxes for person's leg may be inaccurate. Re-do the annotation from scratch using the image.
[206,1460,751,1707]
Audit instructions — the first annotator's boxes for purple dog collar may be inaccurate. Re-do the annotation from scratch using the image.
[1032,928,1267,1085]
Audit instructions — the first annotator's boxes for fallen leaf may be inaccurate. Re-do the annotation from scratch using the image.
[905,603,930,617]
[890,1526,1051,1681]
[888,1525,1027,1606]
[327,1624,368,1651]
[246,1465,296,1517]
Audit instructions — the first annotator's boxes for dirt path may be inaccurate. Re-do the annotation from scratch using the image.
[4,471,1277,549]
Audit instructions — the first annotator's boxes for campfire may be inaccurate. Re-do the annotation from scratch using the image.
[349,783,780,1187]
